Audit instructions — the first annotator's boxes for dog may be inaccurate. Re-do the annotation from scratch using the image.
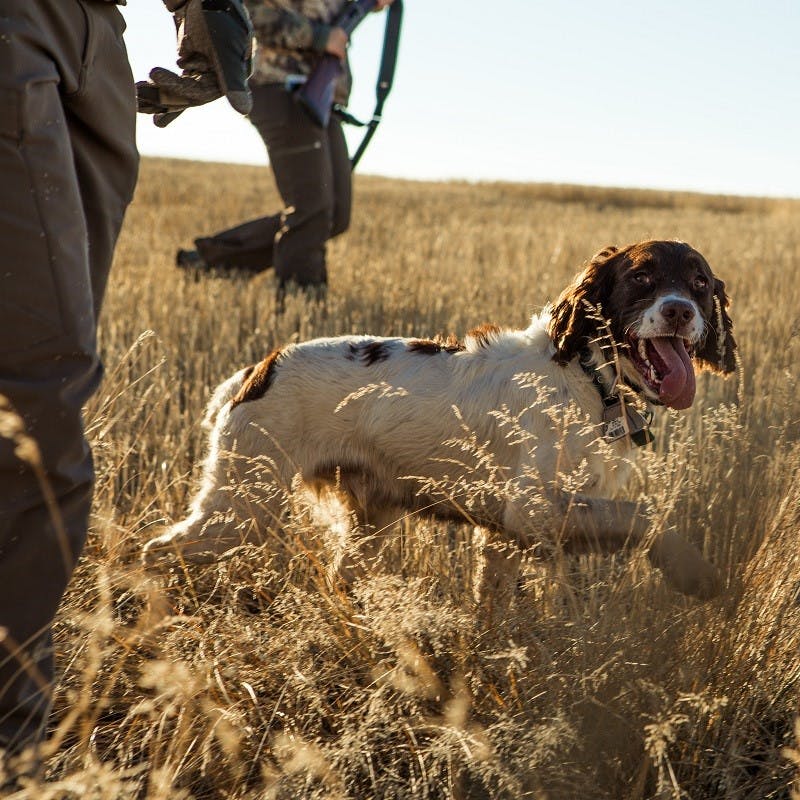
[144,240,736,603]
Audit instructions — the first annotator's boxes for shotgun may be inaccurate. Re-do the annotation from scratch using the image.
[296,0,377,127]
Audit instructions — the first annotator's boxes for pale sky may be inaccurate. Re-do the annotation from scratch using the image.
[122,1,800,198]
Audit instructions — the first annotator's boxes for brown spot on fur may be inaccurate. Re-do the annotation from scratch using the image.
[439,333,465,352]
[467,323,502,347]
[407,334,465,355]
[407,339,440,355]
[359,340,391,365]
[230,349,282,408]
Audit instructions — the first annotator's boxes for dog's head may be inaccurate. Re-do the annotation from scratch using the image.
[547,240,737,410]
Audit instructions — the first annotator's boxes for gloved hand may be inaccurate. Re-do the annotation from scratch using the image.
[137,0,254,127]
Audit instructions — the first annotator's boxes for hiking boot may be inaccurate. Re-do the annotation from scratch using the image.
[175,248,208,270]
[176,247,264,278]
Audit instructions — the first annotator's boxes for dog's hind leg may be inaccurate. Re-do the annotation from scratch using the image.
[144,402,292,565]
[143,468,288,566]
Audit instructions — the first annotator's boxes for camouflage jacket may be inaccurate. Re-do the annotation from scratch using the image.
[244,0,351,105]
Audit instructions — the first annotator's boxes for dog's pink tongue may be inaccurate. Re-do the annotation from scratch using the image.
[651,337,696,409]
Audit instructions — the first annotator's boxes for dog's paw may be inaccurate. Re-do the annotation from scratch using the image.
[141,525,219,568]
[648,530,723,600]
[661,556,722,600]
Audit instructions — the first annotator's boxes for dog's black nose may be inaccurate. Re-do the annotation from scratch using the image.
[660,298,696,323]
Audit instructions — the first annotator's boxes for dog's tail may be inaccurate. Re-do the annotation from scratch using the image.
[202,367,251,431]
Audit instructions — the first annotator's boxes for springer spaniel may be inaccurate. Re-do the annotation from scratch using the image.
[145,240,736,603]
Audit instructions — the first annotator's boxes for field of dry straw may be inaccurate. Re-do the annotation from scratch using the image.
[18,158,800,798]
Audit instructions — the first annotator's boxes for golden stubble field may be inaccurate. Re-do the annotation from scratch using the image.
[26,158,800,798]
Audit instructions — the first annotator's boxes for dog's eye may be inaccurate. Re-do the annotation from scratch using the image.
[633,271,652,286]
[693,275,709,291]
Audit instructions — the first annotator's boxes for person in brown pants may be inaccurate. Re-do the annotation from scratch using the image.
[177,0,395,296]
[0,0,252,767]
[187,81,352,292]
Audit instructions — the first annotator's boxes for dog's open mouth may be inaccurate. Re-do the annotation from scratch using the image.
[626,334,696,409]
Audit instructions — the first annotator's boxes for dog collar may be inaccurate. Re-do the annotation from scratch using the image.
[578,348,655,447]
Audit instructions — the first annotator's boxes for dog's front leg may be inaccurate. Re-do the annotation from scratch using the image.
[555,494,721,599]
[324,473,402,585]
[555,493,650,554]
[472,526,521,625]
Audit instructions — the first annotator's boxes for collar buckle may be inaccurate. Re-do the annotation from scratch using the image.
[580,348,654,448]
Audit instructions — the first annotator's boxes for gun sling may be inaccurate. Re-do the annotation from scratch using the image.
[330,0,402,169]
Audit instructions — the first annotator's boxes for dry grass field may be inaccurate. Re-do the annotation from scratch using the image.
[14,158,800,798]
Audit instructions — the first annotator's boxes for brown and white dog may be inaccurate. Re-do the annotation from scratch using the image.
[145,241,736,602]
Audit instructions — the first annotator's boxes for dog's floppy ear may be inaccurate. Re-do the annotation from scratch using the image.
[694,277,737,374]
[548,245,622,365]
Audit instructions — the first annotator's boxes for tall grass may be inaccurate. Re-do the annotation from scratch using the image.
[8,158,800,798]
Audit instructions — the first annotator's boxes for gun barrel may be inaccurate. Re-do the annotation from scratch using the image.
[336,0,377,35]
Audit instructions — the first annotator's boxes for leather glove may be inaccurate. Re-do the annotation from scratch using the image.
[137,0,254,127]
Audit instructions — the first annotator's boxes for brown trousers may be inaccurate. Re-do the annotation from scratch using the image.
[0,0,138,750]
[194,83,352,287]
